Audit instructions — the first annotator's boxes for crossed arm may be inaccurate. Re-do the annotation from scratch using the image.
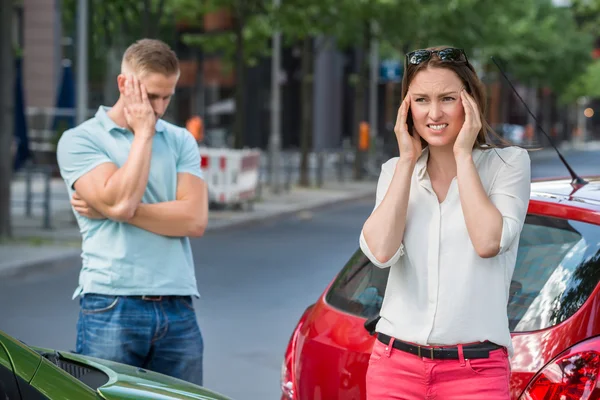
[73,162,208,238]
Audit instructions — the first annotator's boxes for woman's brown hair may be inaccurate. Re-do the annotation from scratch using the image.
[401,45,507,149]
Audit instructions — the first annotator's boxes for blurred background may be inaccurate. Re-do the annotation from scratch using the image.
[2,0,600,228]
[1,1,600,398]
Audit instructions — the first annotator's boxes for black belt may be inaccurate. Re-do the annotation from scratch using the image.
[377,333,502,360]
[132,295,188,301]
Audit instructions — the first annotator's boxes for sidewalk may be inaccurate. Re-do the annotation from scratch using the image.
[1,176,377,279]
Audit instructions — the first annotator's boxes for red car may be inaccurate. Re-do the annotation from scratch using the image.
[281,175,600,400]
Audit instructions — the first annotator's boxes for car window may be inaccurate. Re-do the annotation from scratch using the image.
[510,214,600,332]
[325,214,600,332]
[325,250,388,319]
[0,364,21,400]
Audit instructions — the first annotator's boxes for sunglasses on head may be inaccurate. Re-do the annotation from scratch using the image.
[406,48,469,65]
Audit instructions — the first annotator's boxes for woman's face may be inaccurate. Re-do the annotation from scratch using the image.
[408,67,466,149]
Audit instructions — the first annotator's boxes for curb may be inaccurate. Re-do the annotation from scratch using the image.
[0,250,82,280]
[0,190,376,279]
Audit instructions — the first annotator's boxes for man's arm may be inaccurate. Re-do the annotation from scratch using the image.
[126,173,209,237]
[72,76,156,221]
[73,138,152,221]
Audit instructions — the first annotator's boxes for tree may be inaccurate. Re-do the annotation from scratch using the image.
[0,0,14,239]
[482,1,593,138]
[560,0,600,103]
[562,59,600,103]
[61,0,177,103]
[322,0,420,180]
[174,0,273,149]
[274,0,342,186]
[379,0,592,144]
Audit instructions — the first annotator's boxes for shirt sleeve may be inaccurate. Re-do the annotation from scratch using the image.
[359,159,406,268]
[56,129,113,190]
[176,130,204,180]
[489,148,531,255]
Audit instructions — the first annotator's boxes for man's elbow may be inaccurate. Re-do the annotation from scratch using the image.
[188,214,208,237]
[106,202,137,222]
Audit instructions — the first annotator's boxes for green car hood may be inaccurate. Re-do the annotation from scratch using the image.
[32,346,232,400]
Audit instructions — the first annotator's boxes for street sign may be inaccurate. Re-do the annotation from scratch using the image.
[380,59,403,82]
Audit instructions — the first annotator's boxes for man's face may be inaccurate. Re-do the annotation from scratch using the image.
[118,70,179,121]
[138,72,179,120]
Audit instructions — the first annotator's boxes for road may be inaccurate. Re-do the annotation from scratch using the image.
[0,148,598,400]
[0,198,373,400]
[530,148,599,180]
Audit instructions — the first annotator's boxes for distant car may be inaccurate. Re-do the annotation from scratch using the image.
[281,175,600,400]
[494,123,526,145]
[0,329,232,400]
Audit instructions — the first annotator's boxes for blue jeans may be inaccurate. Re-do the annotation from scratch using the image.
[75,294,203,386]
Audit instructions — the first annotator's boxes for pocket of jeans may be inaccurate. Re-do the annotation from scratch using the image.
[466,348,509,377]
[368,340,387,365]
[81,294,120,314]
[179,296,195,311]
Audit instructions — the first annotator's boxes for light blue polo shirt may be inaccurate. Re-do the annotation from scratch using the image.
[56,106,203,299]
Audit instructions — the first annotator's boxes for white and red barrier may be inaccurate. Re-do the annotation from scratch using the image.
[199,147,262,208]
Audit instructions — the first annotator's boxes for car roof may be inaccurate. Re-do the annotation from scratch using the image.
[531,176,600,208]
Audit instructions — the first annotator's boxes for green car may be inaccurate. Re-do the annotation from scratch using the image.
[0,329,232,400]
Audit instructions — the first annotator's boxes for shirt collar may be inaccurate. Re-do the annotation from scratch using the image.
[415,147,430,181]
[95,106,167,134]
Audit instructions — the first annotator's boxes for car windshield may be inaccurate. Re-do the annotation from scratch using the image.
[325,214,600,332]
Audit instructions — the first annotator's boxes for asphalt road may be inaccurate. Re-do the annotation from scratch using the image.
[0,148,597,400]
[530,148,599,180]
[0,198,373,400]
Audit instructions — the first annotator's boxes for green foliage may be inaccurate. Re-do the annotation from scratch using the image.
[571,0,600,36]
[61,0,177,82]
[561,59,600,103]
[173,0,272,65]
[479,1,593,94]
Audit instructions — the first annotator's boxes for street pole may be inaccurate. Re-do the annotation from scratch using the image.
[269,0,282,194]
[76,0,88,125]
[369,21,379,165]
[0,0,15,238]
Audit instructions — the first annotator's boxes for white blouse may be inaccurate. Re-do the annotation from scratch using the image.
[359,146,531,356]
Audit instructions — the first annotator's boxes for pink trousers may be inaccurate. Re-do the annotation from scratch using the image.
[366,337,511,400]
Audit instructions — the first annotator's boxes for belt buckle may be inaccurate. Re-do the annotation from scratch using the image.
[142,295,163,301]
[418,346,434,359]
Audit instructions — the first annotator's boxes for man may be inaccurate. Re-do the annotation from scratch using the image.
[56,39,208,386]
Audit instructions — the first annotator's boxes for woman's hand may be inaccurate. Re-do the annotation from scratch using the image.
[453,89,482,158]
[395,94,422,164]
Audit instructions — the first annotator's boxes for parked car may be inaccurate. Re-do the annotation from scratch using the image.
[281,175,600,400]
[0,329,231,400]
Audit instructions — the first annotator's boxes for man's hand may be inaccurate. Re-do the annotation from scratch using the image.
[71,192,106,220]
[123,75,156,137]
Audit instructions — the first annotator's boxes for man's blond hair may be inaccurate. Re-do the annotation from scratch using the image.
[121,39,179,77]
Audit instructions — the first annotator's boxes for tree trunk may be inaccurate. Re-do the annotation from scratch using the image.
[233,18,246,149]
[353,23,370,180]
[299,37,313,187]
[0,0,14,239]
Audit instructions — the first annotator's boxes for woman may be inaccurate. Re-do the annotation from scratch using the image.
[360,46,531,400]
